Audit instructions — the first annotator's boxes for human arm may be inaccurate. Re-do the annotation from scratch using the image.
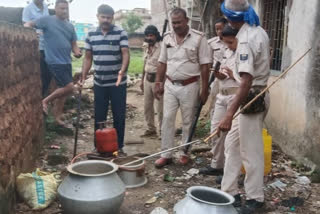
[198,36,212,104]
[79,50,93,87]
[22,6,31,23]
[217,73,252,134]
[24,21,36,28]
[154,62,167,100]
[200,64,210,104]
[220,66,235,80]
[116,47,130,86]
[72,41,82,58]
[116,30,130,86]
[154,39,168,100]
[140,60,146,92]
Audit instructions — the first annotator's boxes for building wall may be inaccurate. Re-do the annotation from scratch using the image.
[250,0,320,165]
[128,33,145,49]
[151,0,172,33]
[114,8,152,33]
[0,22,44,213]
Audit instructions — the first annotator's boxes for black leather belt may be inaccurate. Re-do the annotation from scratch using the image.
[146,73,156,82]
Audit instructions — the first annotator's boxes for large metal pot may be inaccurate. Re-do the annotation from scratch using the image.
[174,186,237,214]
[112,156,148,188]
[58,160,125,214]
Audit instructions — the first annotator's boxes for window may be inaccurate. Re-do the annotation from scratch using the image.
[262,0,287,71]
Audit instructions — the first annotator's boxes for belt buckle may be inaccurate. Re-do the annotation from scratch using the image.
[172,81,183,86]
[221,89,227,95]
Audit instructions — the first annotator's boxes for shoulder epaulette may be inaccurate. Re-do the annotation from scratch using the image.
[208,36,219,44]
[191,29,205,36]
[163,31,171,37]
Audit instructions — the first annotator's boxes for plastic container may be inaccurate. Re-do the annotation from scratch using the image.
[241,128,272,176]
[95,122,118,153]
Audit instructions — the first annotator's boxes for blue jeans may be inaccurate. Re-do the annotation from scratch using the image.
[94,84,127,149]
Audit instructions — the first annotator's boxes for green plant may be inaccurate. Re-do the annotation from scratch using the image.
[195,119,211,138]
[128,49,144,75]
[121,13,143,34]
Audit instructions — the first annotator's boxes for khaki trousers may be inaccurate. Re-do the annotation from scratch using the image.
[208,79,220,115]
[222,93,270,202]
[161,80,199,158]
[144,77,163,132]
[210,93,237,169]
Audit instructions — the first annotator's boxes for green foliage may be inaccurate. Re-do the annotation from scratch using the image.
[195,119,211,138]
[71,55,83,75]
[128,49,144,75]
[121,13,143,34]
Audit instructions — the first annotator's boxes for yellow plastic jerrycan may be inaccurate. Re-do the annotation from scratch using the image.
[241,128,272,176]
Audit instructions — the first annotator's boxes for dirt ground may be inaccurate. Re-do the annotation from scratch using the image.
[15,80,320,214]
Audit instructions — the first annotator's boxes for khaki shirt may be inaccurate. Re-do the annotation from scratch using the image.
[219,49,240,88]
[208,36,227,66]
[235,23,270,86]
[143,42,161,74]
[158,28,211,80]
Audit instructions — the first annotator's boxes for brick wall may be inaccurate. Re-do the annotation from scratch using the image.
[0,22,44,214]
[128,33,145,48]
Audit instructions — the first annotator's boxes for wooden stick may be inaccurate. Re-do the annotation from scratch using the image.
[204,47,312,142]
[121,48,312,167]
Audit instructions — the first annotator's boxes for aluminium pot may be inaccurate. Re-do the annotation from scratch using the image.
[174,186,237,214]
[112,156,148,188]
[57,160,125,214]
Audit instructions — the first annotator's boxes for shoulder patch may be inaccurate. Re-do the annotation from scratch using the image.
[191,29,205,36]
[240,54,248,61]
[163,31,171,37]
[208,36,219,44]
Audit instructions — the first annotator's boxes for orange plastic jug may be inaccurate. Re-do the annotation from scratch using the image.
[95,122,118,153]
[241,128,272,176]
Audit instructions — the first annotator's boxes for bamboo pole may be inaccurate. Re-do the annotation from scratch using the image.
[123,48,312,167]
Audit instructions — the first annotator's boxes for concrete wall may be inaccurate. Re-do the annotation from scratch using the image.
[0,7,23,25]
[151,0,170,32]
[249,0,320,166]
[0,22,44,214]
[114,8,152,33]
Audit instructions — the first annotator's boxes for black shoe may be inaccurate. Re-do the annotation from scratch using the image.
[175,128,182,136]
[199,166,224,176]
[233,194,242,207]
[215,175,223,184]
[118,148,127,157]
[238,199,264,214]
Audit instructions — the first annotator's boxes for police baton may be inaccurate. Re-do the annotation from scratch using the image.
[161,19,168,40]
[183,61,221,154]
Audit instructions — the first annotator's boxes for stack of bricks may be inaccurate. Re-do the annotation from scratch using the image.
[0,22,44,213]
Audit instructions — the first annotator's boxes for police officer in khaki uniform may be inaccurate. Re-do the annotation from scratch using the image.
[154,7,211,168]
[207,18,228,115]
[200,17,229,176]
[140,25,163,137]
[219,1,270,213]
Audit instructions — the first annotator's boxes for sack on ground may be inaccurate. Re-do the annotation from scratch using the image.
[16,169,61,210]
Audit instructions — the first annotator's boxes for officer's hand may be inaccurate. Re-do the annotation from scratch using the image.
[214,70,227,80]
[221,66,234,79]
[217,115,233,136]
[73,49,83,58]
[154,82,164,100]
[116,70,124,86]
[200,89,209,104]
[140,81,144,92]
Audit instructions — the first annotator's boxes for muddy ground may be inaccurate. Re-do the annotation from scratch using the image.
[15,80,320,214]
